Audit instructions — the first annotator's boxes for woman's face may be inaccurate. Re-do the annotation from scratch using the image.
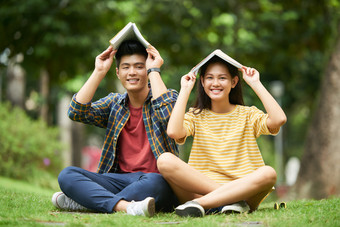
[201,62,238,103]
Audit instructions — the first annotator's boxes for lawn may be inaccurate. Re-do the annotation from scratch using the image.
[0,176,339,227]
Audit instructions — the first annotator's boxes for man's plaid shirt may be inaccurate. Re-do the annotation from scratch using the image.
[68,89,179,173]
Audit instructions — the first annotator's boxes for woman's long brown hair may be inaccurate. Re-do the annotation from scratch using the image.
[193,56,244,114]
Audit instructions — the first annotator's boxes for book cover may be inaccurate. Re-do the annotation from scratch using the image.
[191,49,243,75]
[109,22,150,49]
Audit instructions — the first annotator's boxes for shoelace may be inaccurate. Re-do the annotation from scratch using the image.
[63,196,84,210]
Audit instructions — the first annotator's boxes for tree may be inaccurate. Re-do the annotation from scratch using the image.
[293,24,340,199]
[0,0,125,121]
[1,0,340,188]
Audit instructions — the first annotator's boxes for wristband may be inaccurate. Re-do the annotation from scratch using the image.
[147,68,161,75]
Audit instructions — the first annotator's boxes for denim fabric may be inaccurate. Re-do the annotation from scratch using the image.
[58,166,179,213]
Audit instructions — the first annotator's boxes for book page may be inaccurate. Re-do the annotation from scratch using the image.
[132,24,150,48]
[109,22,134,49]
[109,22,149,49]
[191,49,243,75]
[215,50,243,69]
[191,52,216,75]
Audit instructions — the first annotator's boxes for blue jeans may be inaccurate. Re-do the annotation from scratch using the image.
[58,166,178,213]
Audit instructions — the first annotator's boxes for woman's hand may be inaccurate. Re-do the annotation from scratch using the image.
[241,66,260,86]
[181,71,196,92]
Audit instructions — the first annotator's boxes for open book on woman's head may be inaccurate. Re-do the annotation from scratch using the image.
[191,49,243,75]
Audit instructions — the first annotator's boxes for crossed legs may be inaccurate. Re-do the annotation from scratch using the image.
[157,153,276,211]
[58,166,177,213]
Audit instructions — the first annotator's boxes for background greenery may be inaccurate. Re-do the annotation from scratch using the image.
[0,0,340,189]
[0,102,62,190]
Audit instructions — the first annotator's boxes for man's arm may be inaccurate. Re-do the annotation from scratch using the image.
[76,46,116,103]
[146,45,167,99]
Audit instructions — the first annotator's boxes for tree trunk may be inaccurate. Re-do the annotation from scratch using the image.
[39,68,49,122]
[6,55,25,108]
[57,95,73,167]
[293,25,340,199]
[71,121,85,167]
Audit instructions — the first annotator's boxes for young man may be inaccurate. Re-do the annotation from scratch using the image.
[52,40,179,217]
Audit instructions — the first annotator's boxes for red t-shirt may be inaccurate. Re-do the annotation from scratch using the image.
[117,104,159,173]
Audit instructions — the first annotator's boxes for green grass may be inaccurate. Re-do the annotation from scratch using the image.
[0,176,339,227]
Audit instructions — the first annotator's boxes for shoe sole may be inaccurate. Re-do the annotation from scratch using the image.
[175,206,204,217]
[221,210,241,214]
[145,197,155,217]
[221,201,250,214]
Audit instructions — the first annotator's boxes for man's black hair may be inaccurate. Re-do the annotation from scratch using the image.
[115,40,148,67]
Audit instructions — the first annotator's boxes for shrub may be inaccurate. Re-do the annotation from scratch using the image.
[0,102,63,190]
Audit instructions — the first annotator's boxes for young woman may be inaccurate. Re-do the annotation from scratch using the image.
[157,55,287,217]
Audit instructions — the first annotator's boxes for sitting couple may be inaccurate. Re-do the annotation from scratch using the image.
[52,39,286,217]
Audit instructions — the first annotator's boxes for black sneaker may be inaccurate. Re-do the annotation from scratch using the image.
[175,200,205,217]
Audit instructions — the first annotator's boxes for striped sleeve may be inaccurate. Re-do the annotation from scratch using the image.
[175,108,195,145]
[248,106,279,137]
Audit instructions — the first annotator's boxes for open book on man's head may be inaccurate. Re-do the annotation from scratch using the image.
[109,22,150,49]
[191,49,243,75]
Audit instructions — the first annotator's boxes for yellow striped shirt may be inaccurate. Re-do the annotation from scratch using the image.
[176,105,279,184]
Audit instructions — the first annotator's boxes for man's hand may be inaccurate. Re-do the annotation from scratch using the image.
[146,45,164,70]
[75,46,116,104]
[95,46,116,75]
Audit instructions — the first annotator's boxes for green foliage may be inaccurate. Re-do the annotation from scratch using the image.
[140,0,340,168]
[1,176,339,226]
[1,0,340,179]
[0,103,63,189]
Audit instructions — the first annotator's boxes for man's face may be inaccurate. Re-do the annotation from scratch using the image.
[116,54,148,94]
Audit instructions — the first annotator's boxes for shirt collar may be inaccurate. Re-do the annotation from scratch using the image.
[118,89,152,106]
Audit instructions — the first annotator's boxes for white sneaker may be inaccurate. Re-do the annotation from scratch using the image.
[175,200,205,217]
[126,197,155,217]
[221,200,250,214]
[52,192,86,211]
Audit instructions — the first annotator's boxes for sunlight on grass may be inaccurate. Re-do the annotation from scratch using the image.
[0,176,339,227]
